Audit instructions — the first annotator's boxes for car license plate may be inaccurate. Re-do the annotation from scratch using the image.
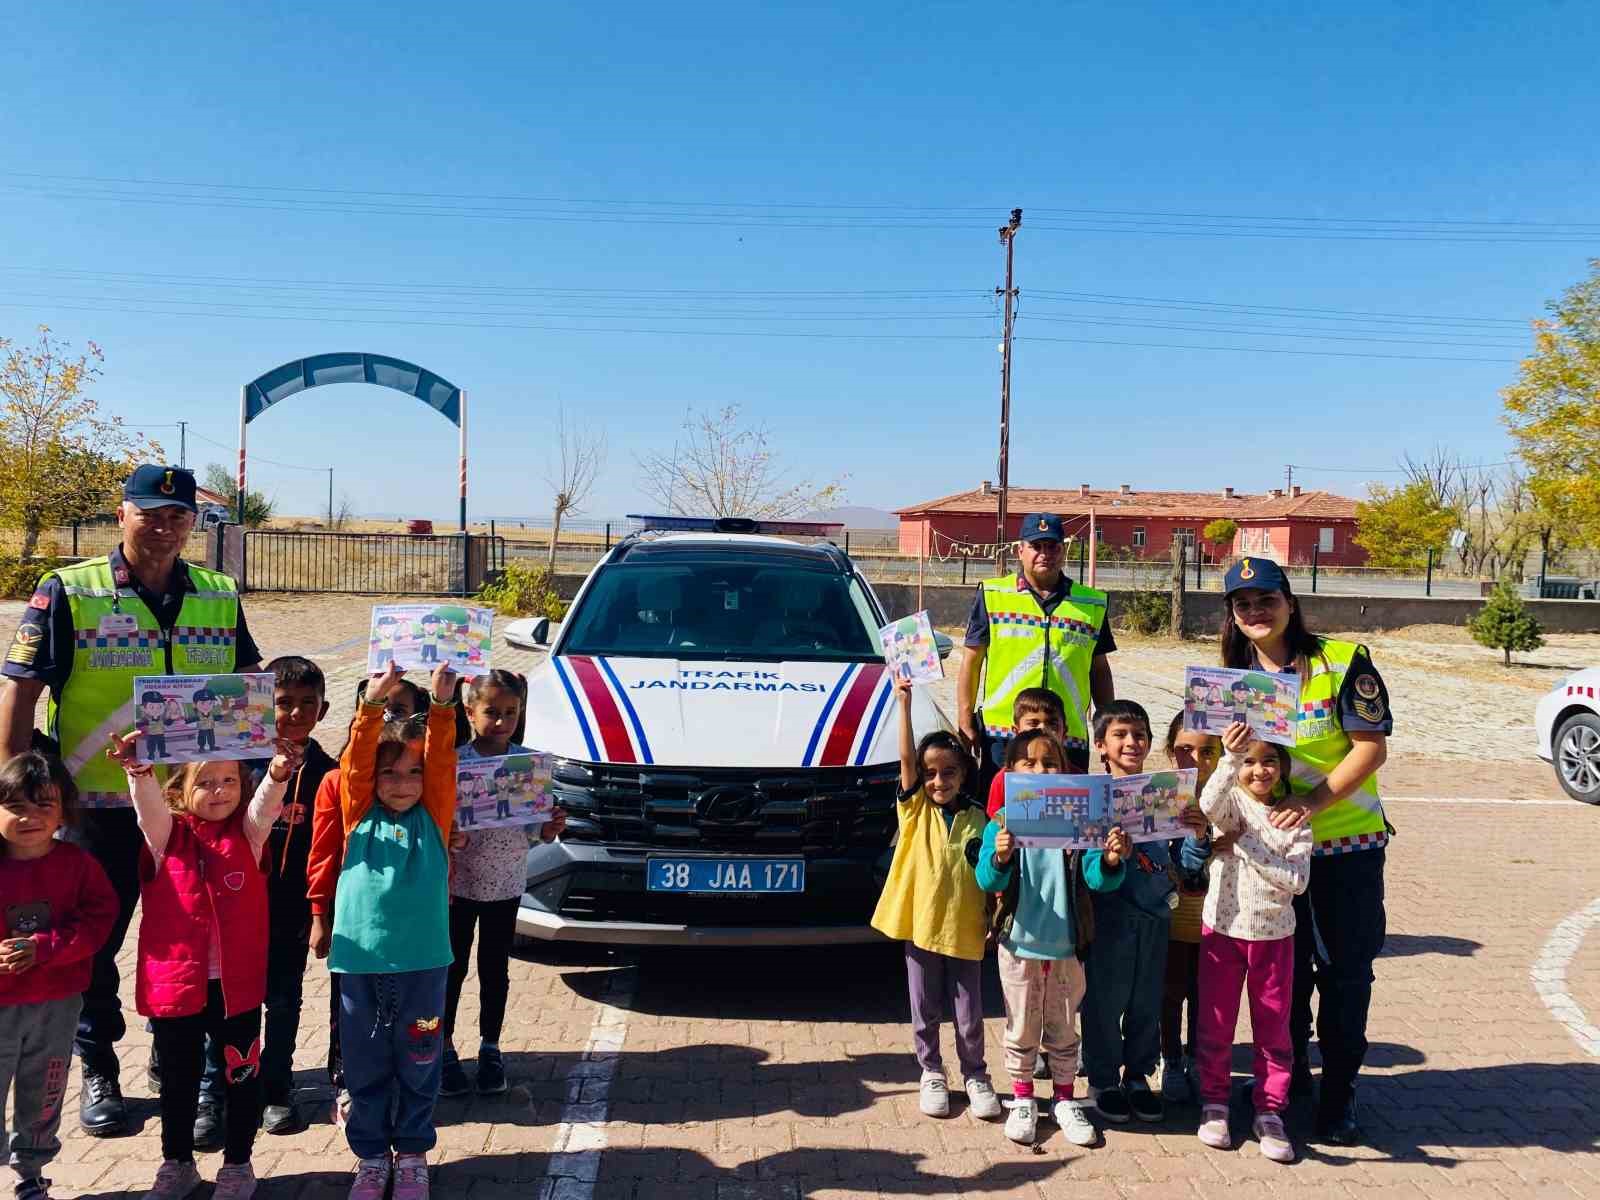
[646,857,806,894]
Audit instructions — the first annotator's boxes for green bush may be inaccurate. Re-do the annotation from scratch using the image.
[1468,579,1544,666]
[476,561,567,619]
[0,555,71,600]
[1116,589,1171,636]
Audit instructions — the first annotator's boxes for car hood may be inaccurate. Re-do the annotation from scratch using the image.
[525,655,914,768]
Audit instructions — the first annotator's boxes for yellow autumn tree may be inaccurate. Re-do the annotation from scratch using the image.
[1502,260,1600,548]
[0,327,153,557]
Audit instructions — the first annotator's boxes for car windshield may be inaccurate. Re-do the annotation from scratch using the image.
[559,558,883,661]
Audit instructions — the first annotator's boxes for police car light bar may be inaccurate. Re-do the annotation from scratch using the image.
[626,514,845,537]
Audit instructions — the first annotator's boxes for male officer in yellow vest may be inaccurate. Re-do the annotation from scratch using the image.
[956,512,1116,779]
[0,465,260,1138]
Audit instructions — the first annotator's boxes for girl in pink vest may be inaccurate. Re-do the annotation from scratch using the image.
[108,732,303,1200]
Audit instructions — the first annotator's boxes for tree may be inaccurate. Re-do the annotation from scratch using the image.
[202,463,275,527]
[1468,579,1545,666]
[1202,519,1237,555]
[545,405,606,571]
[1503,259,1600,548]
[0,326,154,556]
[637,405,845,520]
[1354,480,1457,570]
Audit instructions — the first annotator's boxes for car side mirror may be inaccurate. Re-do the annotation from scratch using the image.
[934,632,953,661]
[529,618,551,646]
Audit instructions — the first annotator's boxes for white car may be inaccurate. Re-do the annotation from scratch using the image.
[503,516,952,946]
[1535,669,1600,804]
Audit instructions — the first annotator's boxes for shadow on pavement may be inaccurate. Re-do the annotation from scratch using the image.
[1378,933,1483,958]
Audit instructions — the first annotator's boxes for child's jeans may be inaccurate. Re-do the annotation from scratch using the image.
[1081,907,1168,1090]
[150,984,262,1164]
[1196,926,1294,1113]
[0,995,80,1187]
[338,967,449,1160]
[997,945,1083,1093]
[904,944,986,1081]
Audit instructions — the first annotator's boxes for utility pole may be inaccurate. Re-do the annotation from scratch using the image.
[1285,463,1295,494]
[178,421,187,468]
[994,207,1022,572]
[327,468,334,527]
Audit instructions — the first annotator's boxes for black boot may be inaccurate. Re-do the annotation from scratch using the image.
[78,1070,130,1138]
[193,1098,224,1153]
[1315,1087,1362,1146]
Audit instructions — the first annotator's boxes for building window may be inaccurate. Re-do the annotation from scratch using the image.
[1132,527,1146,548]
[1173,527,1196,548]
[1094,526,1105,543]
[1319,527,1335,554]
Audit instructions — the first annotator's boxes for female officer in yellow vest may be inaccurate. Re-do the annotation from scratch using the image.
[956,513,1116,779]
[0,465,261,1140]
[1219,557,1392,1148]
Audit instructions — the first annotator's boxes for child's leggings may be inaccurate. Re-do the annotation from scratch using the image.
[1161,938,1201,1061]
[445,897,520,1047]
[150,983,262,1164]
[339,967,449,1161]
[1195,926,1294,1113]
[0,995,80,1186]
[997,945,1083,1094]
[904,943,986,1080]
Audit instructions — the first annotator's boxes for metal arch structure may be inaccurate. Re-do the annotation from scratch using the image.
[238,352,468,530]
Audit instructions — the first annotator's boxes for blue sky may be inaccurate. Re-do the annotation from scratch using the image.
[2,2,1596,525]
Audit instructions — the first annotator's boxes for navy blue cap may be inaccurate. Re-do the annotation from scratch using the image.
[1017,513,1065,543]
[123,465,197,513]
[1222,556,1292,596]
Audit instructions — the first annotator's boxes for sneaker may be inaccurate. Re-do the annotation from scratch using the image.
[347,1156,391,1200]
[15,1178,51,1200]
[1053,1099,1099,1147]
[1126,1077,1164,1123]
[391,1153,430,1200]
[78,1071,130,1138]
[439,1049,471,1098]
[1092,1085,1132,1124]
[1161,1057,1191,1104]
[1254,1112,1295,1163]
[476,1046,507,1095]
[141,1160,203,1200]
[331,1089,352,1130]
[964,1077,1001,1121]
[1197,1104,1232,1149]
[918,1070,950,1118]
[1290,1057,1315,1099]
[193,1101,224,1153]
[212,1163,258,1200]
[1004,1097,1038,1145]
[262,1100,304,1135]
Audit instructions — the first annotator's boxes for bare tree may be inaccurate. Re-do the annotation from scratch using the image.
[334,492,357,531]
[636,405,845,520]
[546,405,606,570]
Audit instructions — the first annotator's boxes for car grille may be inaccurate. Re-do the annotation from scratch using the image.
[550,761,898,852]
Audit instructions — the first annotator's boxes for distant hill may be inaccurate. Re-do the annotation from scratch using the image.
[802,505,898,529]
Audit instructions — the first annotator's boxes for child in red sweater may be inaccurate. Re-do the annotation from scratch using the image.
[0,752,117,1200]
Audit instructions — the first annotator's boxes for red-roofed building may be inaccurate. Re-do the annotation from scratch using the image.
[895,483,1366,566]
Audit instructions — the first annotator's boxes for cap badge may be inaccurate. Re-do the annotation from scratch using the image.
[1239,558,1256,580]
[159,470,175,495]
[1037,519,1048,531]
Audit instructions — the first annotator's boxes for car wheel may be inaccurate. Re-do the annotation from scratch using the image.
[1553,713,1600,805]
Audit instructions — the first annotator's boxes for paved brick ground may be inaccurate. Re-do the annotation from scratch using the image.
[4,594,1594,1197]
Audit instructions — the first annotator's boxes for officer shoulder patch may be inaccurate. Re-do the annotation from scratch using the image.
[27,591,49,611]
[1353,695,1387,723]
[11,626,41,646]
[1352,673,1381,701]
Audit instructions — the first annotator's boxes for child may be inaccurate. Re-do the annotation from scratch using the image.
[1080,700,1209,1126]
[975,729,1128,1147]
[1160,714,1222,1105]
[984,688,1069,818]
[0,753,117,1200]
[869,679,997,1122]
[441,671,566,1098]
[1194,723,1312,1164]
[330,663,457,1200]
[110,730,303,1200]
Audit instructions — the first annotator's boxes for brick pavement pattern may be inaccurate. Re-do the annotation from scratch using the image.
[4,596,1593,1197]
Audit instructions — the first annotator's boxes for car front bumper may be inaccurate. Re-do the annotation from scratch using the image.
[517,839,892,947]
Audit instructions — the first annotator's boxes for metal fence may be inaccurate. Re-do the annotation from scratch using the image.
[241,531,505,594]
[0,523,207,561]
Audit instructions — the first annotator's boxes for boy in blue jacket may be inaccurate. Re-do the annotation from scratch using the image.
[1080,700,1211,1126]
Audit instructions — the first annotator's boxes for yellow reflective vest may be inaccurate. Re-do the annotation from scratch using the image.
[977,575,1107,753]
[1287,638,1388,854]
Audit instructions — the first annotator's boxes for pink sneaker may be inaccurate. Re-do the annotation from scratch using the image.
[142,1160,203,1200]
[392,1153,430,1200]
[212,1163,257,1200]
[1254,1112,1295,1163]
[1197,1104,1232,1150]
[347,1156,391,1200]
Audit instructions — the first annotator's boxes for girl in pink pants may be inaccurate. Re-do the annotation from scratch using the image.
[1194,724,1312,1164]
